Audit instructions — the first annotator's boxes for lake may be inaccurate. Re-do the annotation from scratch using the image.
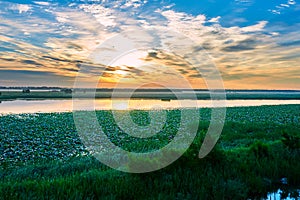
[0,99,299,114]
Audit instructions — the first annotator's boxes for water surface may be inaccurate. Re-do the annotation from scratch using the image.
[0,99,299,114]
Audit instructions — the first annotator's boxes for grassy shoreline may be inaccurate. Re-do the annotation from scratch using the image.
[1,105,300,199]
[1,91,300,101]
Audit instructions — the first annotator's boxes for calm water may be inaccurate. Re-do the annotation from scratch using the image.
[0,99,299,114]
[266,189,300,200]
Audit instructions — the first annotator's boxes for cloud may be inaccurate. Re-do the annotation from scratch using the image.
[158,9,300,88]
[160,10,206,27]
[208,16,221,23]
[0,1,299,89]
[9,4,31,14]
[33,1,50,6]
[278,40,300,47]
[79,4,117,27]
[0,70,74,86]
[280,4,290,7]
[20,59,43,66]
[240,21,268,32]
[122,0,147,8]
[288,0,296,5]
[222,38,258,51]
[269,0,297,15]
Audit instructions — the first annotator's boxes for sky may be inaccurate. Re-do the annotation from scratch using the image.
[0,0,299,89]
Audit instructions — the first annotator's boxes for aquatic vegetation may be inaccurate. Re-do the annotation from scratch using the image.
[250,140,270,158]
[281,130,300,150]
[0,105,299,199]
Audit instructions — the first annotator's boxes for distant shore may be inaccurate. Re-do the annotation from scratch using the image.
[0,90,300,101]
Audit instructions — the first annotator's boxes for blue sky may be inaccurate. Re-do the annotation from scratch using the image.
[0,0,299,89]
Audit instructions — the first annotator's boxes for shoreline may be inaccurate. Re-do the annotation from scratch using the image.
[1,90,300,101]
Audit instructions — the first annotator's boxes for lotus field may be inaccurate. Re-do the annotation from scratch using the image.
[0,105,300,199]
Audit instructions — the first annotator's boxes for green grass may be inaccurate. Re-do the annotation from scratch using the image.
[0,105,300,199]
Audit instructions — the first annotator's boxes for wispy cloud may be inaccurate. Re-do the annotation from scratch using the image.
[9,4,32,14]
[269,0,297,15]
[33,1,51,6]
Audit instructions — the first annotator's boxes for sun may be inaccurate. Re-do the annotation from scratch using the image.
[110,50,148,69]
[98,50,149,86]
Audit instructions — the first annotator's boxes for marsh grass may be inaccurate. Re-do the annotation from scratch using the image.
[0,105,299,199]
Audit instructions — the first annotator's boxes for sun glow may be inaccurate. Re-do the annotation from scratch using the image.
[112,101,129,110]
[98,50,149,85]
[111,50,148,68]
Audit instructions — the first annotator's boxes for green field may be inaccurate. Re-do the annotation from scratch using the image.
[1,105,300,199]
